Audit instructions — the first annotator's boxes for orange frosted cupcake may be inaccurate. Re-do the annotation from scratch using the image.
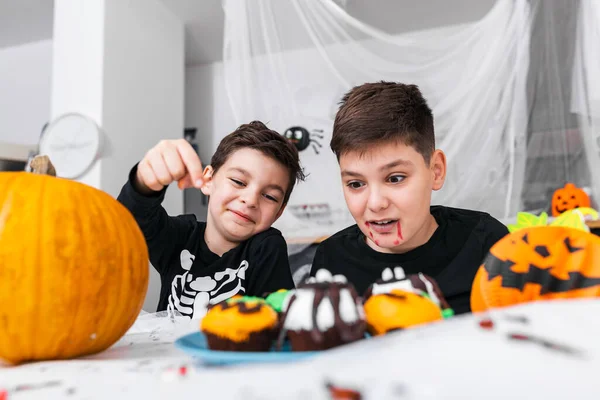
[363,289,443,336]
[200,296,279,352]
[364,267,453,316]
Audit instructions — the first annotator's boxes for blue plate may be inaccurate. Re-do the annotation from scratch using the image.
[174,332,320,366]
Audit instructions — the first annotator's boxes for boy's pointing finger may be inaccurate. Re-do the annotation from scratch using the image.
[176,139,204,188]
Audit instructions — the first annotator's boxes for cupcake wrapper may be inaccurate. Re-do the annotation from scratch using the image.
[204,328,278,352]
[287,322,365,352]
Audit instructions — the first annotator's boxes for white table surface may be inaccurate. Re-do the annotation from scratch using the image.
[2,299,600,400]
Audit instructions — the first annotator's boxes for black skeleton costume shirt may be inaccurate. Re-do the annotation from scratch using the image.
[117,165,295,319]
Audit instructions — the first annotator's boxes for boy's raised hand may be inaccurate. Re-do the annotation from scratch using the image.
[135,139,204,194]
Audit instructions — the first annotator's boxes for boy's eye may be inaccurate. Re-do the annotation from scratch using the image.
[346,181,365,189]
[388,175,405,184]
[229,178,245,187]
[263,194,279,203]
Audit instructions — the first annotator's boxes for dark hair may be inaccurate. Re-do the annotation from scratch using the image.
[331,81,435,163]
[210,121,305,204]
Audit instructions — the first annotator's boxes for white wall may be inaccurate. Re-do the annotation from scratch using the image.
[0,39,52,146]
[100,0,185,205]
[50,0,104,188]
[185,64,233,166]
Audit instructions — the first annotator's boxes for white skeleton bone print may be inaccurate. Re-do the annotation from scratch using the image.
[166,249,249,319]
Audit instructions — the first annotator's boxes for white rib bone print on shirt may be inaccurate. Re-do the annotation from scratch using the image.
[166,249,249,319]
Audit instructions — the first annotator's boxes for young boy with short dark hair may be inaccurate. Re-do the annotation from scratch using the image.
[310,82,508,314]
[118,121,305,319]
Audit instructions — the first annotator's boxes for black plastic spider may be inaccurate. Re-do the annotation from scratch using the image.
[283,126,324,154]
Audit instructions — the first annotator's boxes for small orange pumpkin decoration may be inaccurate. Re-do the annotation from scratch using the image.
[0,156,149,364]
[551,183,590,217]
[471,226,600,312]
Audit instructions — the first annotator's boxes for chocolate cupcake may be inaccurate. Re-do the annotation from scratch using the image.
[364,267,454,318]
[201,296,278,352]
[276,269,366,351]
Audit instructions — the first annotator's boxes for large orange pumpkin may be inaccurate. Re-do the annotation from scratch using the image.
[471,226,600,312]
[0,156,149,364]
[551,183,590,217]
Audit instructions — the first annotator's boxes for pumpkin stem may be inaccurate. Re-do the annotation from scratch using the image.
[29,155,57,177]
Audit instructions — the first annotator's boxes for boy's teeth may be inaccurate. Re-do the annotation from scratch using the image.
[373,220,393,225]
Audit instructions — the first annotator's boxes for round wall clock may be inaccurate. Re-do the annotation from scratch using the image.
[39,113,102,179]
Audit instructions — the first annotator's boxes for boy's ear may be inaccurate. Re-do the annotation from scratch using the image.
[430,149,446,191]
[200,165,214,196]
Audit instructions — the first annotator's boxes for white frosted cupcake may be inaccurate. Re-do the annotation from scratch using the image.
[276,269,366,351]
